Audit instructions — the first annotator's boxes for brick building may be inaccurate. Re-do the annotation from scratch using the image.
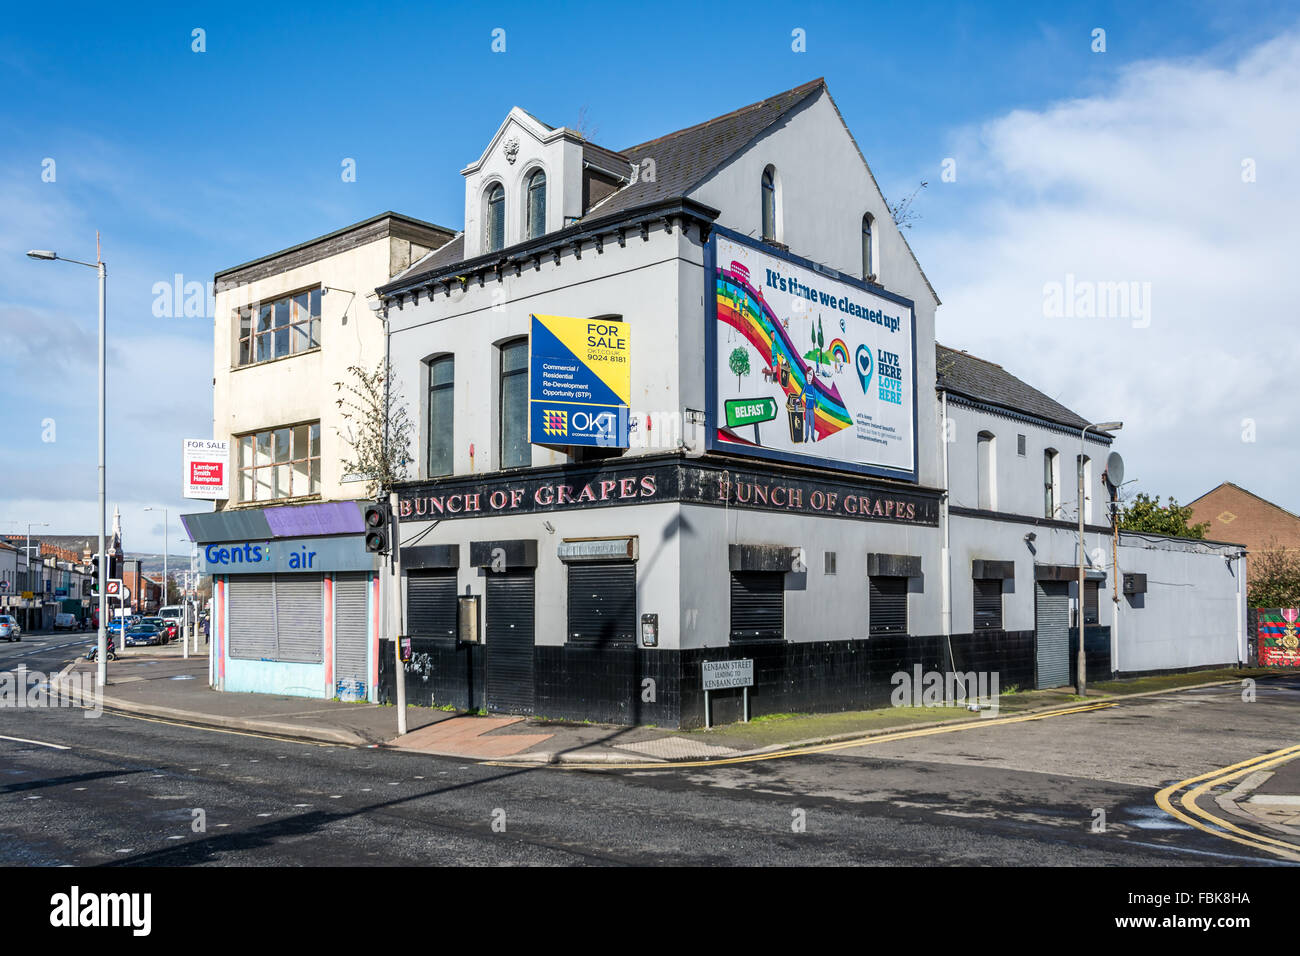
[1188,483,1300,555]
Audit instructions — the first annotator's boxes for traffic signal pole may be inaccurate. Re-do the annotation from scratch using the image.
[389,491,407,736]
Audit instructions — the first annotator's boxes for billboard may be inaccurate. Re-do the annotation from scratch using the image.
[708,230,916,480]
[529,313,630,448]
[183,439,230,499]
[1258,608,1300,667]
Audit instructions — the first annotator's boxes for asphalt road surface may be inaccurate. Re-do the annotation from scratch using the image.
[1,640,1297,866]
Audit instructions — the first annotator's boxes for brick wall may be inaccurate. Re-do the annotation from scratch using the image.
[1188,483,1300,553]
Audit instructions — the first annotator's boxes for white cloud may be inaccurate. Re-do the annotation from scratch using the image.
[918,29,1300,512]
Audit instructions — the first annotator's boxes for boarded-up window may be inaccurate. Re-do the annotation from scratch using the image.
[973,578,1003,630]
[567,562,636,646]
[869,576,908,636]
[407,570,458,640]
[730,571,784,642]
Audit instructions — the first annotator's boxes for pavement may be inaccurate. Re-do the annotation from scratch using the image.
[50,651,1298,779]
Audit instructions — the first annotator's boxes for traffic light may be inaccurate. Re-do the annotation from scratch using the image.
[363,501,391,554]
[90,554,100,592]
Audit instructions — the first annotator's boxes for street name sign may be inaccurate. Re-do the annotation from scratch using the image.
[702,659,754,690]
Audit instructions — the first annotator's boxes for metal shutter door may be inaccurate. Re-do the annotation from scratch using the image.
[1035,581,1070,689]
[869,576,908,635]
[334,573,369,687]
[228,575,276,660]
[730,571,784,642]
[973,579,1003,630]
[275,575,323,663]
[486,571,535,715]
[407,570,458,639]
[567,562,636,645]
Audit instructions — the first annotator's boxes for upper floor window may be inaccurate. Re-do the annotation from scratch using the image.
[525,169,547,240]
[237,288,320,366]
[486,182,506,252]
[426,355,454,478]
[237,422,320,502]
[761,166,777,241]
[862,213,875,278]
[1044,449,1060,518]
[977,431,997,511]
[499,339,530,469]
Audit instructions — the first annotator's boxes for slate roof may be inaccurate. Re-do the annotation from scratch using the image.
[588,78,826,218]
[936,344,1092,432]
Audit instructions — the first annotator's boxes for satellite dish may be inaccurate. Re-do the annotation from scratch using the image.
[1104,451,1125,489]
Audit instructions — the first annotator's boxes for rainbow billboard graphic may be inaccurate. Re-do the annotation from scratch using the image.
[529,314,631,448]
[710,231,916,479]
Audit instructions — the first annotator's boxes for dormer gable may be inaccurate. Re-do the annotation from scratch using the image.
[461,108,633,259]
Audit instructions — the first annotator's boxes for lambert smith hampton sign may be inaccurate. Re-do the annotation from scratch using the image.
[710,230,917,481]
[183,438,230,500]
[529,314,631,449]
[396,461,938,526]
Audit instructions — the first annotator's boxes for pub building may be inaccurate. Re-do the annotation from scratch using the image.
[367,79,1245,728]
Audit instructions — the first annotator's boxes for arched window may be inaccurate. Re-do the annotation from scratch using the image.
[761,166,777,241]
[525,169,546,240]
[862,213,875,279]
[485,182,505,252]
[977,431,997,511]
[1044,449,1059,518]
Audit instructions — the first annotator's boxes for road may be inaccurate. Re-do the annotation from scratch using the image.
[1,635,1297,866]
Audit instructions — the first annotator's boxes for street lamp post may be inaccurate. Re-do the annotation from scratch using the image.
[28,241,108,687]
[1078,420,1122,696]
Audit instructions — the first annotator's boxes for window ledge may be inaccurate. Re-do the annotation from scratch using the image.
[232,493,322,509]
[230,346,323,373]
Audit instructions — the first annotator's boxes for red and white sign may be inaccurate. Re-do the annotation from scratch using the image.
[184,439,230,500]
[106,580,120,596]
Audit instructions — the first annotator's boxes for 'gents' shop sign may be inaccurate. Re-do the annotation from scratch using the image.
[396,460,939,526]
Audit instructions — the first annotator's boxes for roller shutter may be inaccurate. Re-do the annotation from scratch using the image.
[730,571,784,643]
[275,575,323,663]
[869,576,908,636]
[1035,580,1070,689]
[973,578,1003,630]
[486,571,535,714]
[228,575,276,660]
[567,562,636,645]
[334,573,369,688]
[407,570,458,639]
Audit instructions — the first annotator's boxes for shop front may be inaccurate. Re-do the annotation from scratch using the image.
[184,502,380,701]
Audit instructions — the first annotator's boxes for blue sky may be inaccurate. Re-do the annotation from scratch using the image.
[3,0,1298,553]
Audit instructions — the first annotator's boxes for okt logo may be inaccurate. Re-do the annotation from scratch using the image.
[855,344,873,394]
[574,410,617,439]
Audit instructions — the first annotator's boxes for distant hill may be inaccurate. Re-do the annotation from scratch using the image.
[127,553,197,577]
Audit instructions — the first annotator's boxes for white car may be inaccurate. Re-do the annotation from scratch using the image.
[0,615,21,642]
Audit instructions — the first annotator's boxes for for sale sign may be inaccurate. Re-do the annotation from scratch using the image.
[183,439,230,500]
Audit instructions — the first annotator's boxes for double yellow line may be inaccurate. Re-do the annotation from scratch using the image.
[527,700,1117,771]
[1156,745,1300,862]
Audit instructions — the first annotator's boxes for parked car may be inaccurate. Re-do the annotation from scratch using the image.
[0,615,21,642]
[141,617,175,642]
[53,613,78,631]
[124,624,163,647]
